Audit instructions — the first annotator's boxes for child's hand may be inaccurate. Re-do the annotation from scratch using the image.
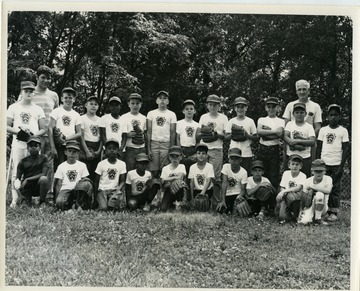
[276,191,285,202]
[262,125,271,130]
[21,178,29,190]
[86,151,94,159]
[128,131,136,138]
[275,127,284,137]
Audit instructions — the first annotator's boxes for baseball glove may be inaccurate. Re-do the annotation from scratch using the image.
[254,185,274,202]
[53,127,66,146]
[132,124,145,145]
[169,179,188,196]
[108,190,126,209]
[233,198,252,217]
[231,124,247,142]
[72,177,93,210]
[283,191,301,206]
[201,125,218,143]
[16,127,33,142]
[193,193,210,212]
[301,189,314,208]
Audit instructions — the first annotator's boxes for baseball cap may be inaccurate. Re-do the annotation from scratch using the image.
[289,154,303,163]
[251,160,264,170]
[327,104,342,114]
[62,87,77,96]
[183,99,195,107]
[195,143,208,152]
[105,138,119,147]
[27,136,41,144]
[228,148,242,158]
[156,90,169,98]
[21,81,35,90]
[136,153,149,162]
[266,97,279,105]
[168,146,183,156]
[65,140,80,151]
[128,93,143,101]
[206,94,221,103]
[234,97,248,106]
[311,159,326,171]
[85,96,99,103]
[109,96,121,104]
[293,102,306,111]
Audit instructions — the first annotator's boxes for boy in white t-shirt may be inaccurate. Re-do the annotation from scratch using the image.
[49,87,81,171]
[317,104,349,222]
[225,97,258,176]
[196,94,228,210]
[146,90,177,178]
[126,153,161,212]
[298,159,333,225]
[54,141,93,211]
[188,143,214,209]
[177,99,200,173]
[7,81,46,207]
[160,146,188,212]
[218,148,247,214]
[122,93,147,171]
[94,139,127,211]
[284,102,316,177]
[257,97,285,189]
[276,154,307,223]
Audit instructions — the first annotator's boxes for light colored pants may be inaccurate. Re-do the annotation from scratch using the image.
[298,191,329,224]
[148,141,170,172]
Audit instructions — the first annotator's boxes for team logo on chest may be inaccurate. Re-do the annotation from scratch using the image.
[131,120,141,127]
[135,181,145,192]
[207,122,216,131]
[156,116,166,127]
[62,115,71,126]
[110,122,119,133]
[107,168,118,180]
[90,125,99,136]
[185,126,195,137]
[228,177,236,188]
[196,174,205,186]
[292,130,304,139]
[66,170,78,182]
[289,181,296,188]
[20,112,31,124]
[326,133,336,144]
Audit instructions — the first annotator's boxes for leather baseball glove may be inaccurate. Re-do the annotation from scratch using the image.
[231,124,247,142]
[201,125,218,143]
[301,189,315,208]
[16,127,33,142]
[132,124,145,145]
[53,127,67,146]
[169,179,188,196]
[193,193,210,212]
[283,191,301,206]
[254,185,274,202]
[233,197,252,217]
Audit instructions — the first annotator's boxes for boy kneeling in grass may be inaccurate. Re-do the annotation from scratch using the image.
[14,137,49,207]
[94,139,126,211]
[54,140,93,211]
[298,159,333,225]
[126,153,161,212]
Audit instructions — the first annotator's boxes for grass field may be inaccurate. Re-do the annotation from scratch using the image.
[5,201,351,289]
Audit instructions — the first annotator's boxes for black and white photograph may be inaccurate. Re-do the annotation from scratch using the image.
[1,1,358,290]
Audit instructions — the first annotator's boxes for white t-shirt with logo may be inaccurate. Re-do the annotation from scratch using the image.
[199,113,228,149]
[95,159,127,191]
[257,116,285,146]
[280,170,307,190]
[225,116,256,157]
[318,125,349,166]
[121,112,147,148]
[302,175,333,194]
[221,164,248,196]
[147,109,177,142]
[126,169,152,196]
[246,176,271,199]
[80,114,101,142]
[160,164,186,180]
[282,99,322,126]
[50,106,81,137]
[176,119,200,147]
[285,121,315,158]
[7,102,46,149]
[54,160,89,191]
[99,114,123,145]
[188,162,214,191]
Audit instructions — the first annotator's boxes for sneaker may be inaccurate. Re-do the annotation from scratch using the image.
[313,219,328,226]
[175,202,181,211]
[257,211,265,221]
[326,213,338,222]
[279,220,286,224]
[45,198,55,206]
[143,203,151,212]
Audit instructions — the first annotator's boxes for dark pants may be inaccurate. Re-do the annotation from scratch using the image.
[127,183,160,210]
[161,188,186,212]
[326,165,342,213]
[20,176,49,204]
[79,141,101,181]
[257,144,280,189]
[54,144,66,173]
[241,157,253,177]
[180,146,197,174]
[225,195,237,214]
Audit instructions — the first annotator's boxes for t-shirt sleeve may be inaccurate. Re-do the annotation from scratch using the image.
[241,171,248,184]
[188,165,194,179]
[54,164,63,180]
[126,171,132,184]
[95,161,102,175]
[343,127,350,142]
[221,164,228,175]
[314,103,322,123]
[6,104,14,119]
[317,127,325,141]
[225,119,232,133]
[308,124,316,137]
[146,111,154,121]
[279,172,287,188]
[120,162,127,174]
[170,111,177,123]
[176,121,181,134]
[282,103,292,120]
[81,163,89,178]
[37,106,46,119]
[208,164,215,178]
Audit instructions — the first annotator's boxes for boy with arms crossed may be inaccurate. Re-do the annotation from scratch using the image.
[317,104,349,222]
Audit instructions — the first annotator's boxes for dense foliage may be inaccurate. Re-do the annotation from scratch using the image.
[7,12,352,129]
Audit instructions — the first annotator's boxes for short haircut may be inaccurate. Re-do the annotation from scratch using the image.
[36,65,53,77]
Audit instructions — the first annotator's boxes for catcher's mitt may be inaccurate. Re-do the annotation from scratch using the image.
[169,179,188,195]
[301,189,314,208]
[193,193,210,212]
[53,127,66,146]
[132,124,145,145]
[283,191,301,206]
[254,185,273,202]
[108,190,126,209]
[17,127,32,142]
[233,198,252,217]
[201,125,218,143]
[231,124,247,142]
[72,177,94,210]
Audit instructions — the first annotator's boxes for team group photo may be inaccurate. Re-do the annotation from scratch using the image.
[3,6,353,289]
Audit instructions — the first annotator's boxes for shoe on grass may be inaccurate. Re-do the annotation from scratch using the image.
[257,211,265,220]
[326,213,338,222]
[143,203,151,212]
[313,219,328,226]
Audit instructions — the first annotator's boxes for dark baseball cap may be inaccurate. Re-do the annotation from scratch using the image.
[183,99,195,107]
[251,160,264,170]
[289,154,303,163]
[85,96,99,103]
[206,94,221,103]
[109,96,121,104]
[62,87,77,96]
[27,136,41,144]
[311,159,326,171]
[293,102,306,111]
[65,140,80,150]
[228,148,242,158]
[195,143,208,152]
[136,153,150,162]
[105,138,119,147]
[168,146,183,156]
[266,97,279,105]
[234,97,248,106]
[156,90,169,98]
[128,93,143,101]
[21,81,35,90]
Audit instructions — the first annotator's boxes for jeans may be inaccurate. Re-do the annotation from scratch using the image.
[257,144,280,189]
